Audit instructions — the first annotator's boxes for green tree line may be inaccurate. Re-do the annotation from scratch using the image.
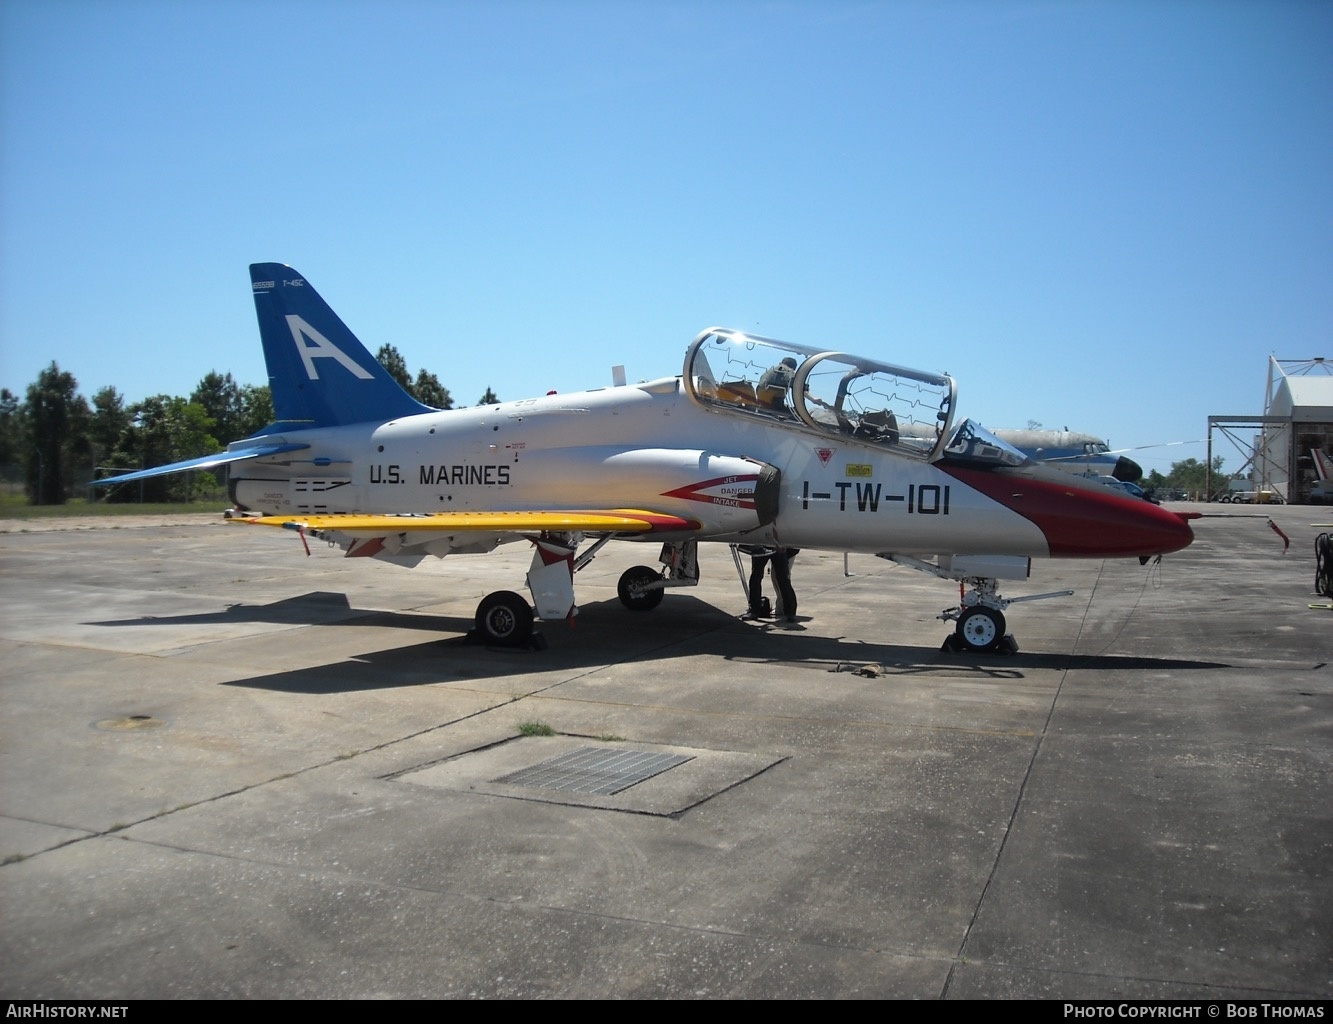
[1,348,500,505]
[1142,458,1226,501]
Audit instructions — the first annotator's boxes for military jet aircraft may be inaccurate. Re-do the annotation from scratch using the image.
[97,264,1195,652]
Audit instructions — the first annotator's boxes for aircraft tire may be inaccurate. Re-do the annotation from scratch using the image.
[955,606,1005,652]
[475,590,534,645]
[618,566,665,611]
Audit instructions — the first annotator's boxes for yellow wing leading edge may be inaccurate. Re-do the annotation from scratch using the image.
[232,509,701,535]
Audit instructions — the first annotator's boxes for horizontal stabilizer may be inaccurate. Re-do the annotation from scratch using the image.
[93,442,310,486]
[235,509,700,535]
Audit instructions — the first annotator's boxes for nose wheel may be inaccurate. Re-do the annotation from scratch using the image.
[954,606,1006,652]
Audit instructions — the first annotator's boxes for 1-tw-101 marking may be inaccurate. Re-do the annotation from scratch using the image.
[801,480,952,514]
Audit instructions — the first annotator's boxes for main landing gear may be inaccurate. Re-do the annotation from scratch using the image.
[616,541,700,612]
[617,565,665,610]
[469,533,593,649]
[470,538,701,647]
[474,591,535,646]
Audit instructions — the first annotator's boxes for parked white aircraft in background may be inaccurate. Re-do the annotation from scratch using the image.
[989,428,1143,483]
[97,264,1196,653]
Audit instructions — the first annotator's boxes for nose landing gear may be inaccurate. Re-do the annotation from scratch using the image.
[937,576,1073,654]
[939,576,1015,653]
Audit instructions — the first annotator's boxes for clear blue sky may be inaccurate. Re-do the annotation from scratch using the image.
[2,0,1329,475]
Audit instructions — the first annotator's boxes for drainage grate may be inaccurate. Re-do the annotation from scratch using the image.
[494,746,693,795]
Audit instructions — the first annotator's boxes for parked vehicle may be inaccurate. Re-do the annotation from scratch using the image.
[1079,474,1159,504]
[1218,479,1285,503]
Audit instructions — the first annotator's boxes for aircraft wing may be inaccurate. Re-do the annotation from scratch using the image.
[236,509,701,535]
[94,442,312,485]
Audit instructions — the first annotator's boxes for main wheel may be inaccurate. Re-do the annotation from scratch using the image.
[955,606,1005,652]
[475,590,534,645]
[618,566,665,611]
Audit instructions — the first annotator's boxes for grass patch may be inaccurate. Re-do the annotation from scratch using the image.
[517,721,556,737]
[0,498,227,520]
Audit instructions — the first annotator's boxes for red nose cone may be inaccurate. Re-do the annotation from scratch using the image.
[941,466,1195,557]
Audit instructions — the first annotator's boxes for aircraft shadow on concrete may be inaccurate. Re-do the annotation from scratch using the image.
[723,644,1231,677]
[194,592,1229,696]
[87,591,465,634]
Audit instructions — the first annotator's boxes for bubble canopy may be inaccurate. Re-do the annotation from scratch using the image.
[682,328,958,462]
[939,417,1031,469]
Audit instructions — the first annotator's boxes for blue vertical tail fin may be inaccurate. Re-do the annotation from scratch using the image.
[250,263,434,429]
